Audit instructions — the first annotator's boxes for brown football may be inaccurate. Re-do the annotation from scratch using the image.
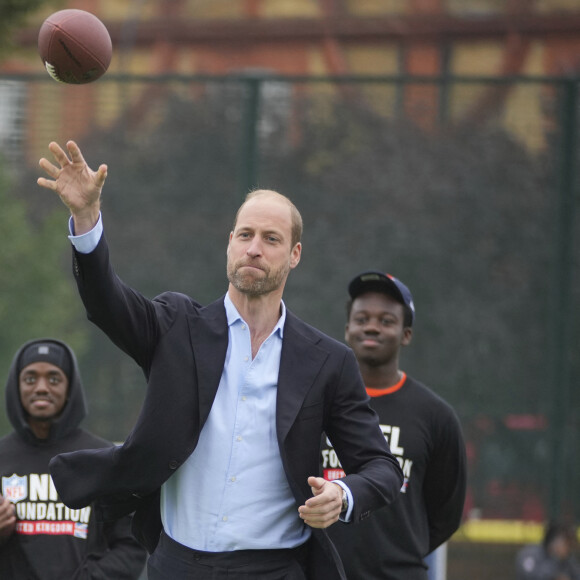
[38,9,112,85]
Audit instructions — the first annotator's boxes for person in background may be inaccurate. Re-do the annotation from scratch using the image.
[516,521,580,580]
[37,141,404,580]
[321,270,467,580]
[0,338,147,579]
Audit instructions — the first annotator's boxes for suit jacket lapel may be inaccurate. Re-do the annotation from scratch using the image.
[277,314,329,441]
[187,297,228,424]
[187,302,328,441]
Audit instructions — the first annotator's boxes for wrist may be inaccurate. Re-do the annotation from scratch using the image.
[72,205,100,235]
[340,488,348,512]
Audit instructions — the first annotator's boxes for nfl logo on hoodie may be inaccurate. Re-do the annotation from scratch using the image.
[2,474,27,503]
[74,523,88,539]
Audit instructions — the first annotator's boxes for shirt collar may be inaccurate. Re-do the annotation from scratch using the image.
[224,292,286,338]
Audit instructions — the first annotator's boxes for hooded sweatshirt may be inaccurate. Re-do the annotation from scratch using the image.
[0,338,146,580]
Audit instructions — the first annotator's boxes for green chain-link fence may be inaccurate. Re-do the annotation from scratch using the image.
[0,72,578,578]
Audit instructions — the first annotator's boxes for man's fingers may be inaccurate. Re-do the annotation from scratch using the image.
[308,476,326,495]
[37,176,57,191]
[48,141,71,166]
[66,140,85,165]
[299,505,341,529]
[305,491,341,509]
[299,479,342,529]
[306,478,341,504]
[39,157,61,178]
[37,157,60,191]
[95,164,108,188]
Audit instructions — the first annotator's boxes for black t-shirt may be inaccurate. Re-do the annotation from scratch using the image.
[321,374,466,580]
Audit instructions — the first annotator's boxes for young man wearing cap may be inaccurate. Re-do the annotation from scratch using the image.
[0,338,147,579]
[321,271,467,580]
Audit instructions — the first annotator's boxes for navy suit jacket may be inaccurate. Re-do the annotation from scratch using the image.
[49,234,403,579]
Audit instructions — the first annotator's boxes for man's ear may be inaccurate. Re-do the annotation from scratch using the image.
[402,327,413,346]
[290,242,302,269]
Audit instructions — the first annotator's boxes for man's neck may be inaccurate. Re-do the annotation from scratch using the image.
[228,285,283,357]
[28,418,51,440]
[359,361,402,390]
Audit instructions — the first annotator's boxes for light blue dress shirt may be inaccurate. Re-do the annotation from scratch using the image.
[68,213,353,551]
[160,294,310,550]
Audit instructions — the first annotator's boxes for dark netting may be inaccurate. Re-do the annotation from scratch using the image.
[0,73,578,578]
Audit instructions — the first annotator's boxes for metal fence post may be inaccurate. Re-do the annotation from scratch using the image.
[548,78,578,520]
[426,544,448,580]
[239,76,261,196]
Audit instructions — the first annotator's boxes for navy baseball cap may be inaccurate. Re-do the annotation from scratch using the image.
[348,270,415,325]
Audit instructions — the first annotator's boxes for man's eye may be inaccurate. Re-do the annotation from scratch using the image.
[49,377,61,385]
[24,377,36,384]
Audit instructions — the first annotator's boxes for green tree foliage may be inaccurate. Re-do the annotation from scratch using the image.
[0,157,86,435]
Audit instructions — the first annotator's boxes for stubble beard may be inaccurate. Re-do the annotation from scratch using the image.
[227,258,290,297]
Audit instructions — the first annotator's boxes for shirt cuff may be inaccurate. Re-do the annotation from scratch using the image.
[68,213,103,254]
[332,479,354,523]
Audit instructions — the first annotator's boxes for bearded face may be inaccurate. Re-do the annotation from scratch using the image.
[226,194,301,299]
[227,253,292,297]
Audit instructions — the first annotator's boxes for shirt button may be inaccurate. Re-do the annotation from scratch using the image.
[230,476,236,482]
[222,516,228,521]
[241,325,246,331]
[236,436,242,442]
[241,396,247,401]
[244,356,249,362]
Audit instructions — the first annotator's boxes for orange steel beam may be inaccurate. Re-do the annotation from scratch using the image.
[15,14,580,47]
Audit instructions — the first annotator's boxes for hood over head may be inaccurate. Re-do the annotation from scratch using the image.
[5,338,88,444]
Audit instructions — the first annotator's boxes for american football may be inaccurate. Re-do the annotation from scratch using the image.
[38,9,112,85]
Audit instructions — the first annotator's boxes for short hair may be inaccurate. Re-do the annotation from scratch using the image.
[233,189,303,248]
[345,297,414,328]
[543,521,577,549]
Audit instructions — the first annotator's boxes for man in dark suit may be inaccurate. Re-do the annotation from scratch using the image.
[38,140,404,580]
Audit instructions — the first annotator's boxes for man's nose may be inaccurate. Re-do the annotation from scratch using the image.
[363,320,380,333]
[33,378,49,392]
[246,238,263,257]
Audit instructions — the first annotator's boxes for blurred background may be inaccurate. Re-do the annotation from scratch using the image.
[1,0,579,578]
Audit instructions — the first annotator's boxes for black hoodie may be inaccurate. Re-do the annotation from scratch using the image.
[0,338,146,579]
